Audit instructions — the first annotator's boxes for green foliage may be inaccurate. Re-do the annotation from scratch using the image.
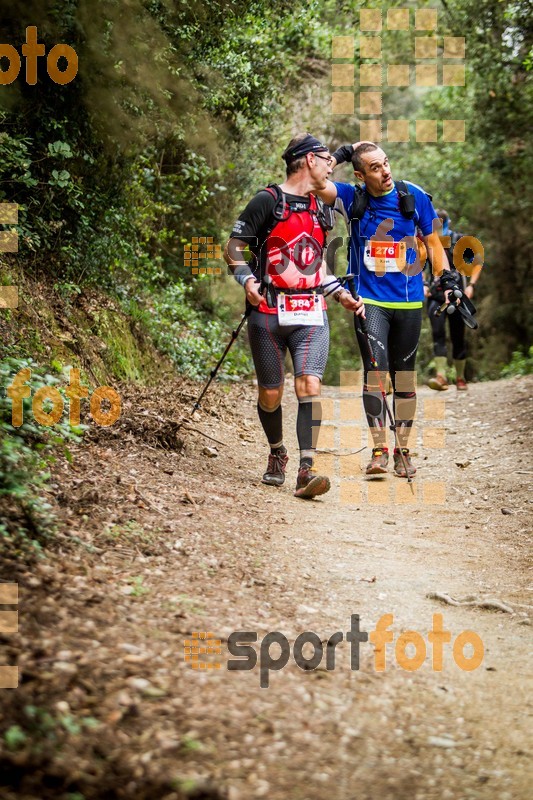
[126,576,149,597]
[4,724,28,751]
[0,0,332,391]
[0,0,327,285]
[100,520,162,555]
[0,358,85,549]
[4,705,101,755]
[147,280,252,379]
[500,346,533,377]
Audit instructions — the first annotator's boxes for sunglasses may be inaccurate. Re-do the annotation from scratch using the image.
[313,153,333,166]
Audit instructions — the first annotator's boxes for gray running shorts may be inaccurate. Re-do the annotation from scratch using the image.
[247,309,330,388]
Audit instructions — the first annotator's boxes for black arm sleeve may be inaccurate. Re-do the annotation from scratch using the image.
[229,191,276,242]
[332,145,354,165]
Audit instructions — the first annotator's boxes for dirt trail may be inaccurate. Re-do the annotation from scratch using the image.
[1,376,531,800]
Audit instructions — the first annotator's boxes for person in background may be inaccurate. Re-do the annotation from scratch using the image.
[425,209,482,391]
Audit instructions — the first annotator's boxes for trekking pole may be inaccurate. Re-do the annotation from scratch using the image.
[435,288,478,329]
[191,303,253,414]
[342,276,414,491]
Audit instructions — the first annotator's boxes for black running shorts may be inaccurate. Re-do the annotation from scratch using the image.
[354,304,422,375]
[248,309,330,388]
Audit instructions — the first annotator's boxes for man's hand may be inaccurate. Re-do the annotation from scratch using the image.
[339,291,365,317]
[331,140,376,170]
[331,144,354,168]
[244,279,263,307]
[444,289,458,306]
[351,140,374,149]
[424,285,431,299]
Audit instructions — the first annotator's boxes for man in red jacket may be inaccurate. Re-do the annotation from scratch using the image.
[224,133,364,498]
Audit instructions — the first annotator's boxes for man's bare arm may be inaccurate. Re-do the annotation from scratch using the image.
[316,141,374,204]
[314,179,338,205]
[424,230,450,277]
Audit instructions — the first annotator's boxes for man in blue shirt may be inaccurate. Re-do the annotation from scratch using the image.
[316,141,452,478]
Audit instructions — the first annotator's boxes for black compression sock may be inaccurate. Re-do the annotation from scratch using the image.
[257,402,283,447]
[297,396,321,463]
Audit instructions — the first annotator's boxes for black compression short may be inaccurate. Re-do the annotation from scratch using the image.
[248,309,330,388]
[355,305,422,440]
[354,304,422,376]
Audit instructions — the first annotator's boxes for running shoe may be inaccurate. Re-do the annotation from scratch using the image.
[393,447,416,478]
[428,374,449,391]
[262,448,289,486]
[366,447,389,475]
[456,377,468,391]
[293,465,330,499]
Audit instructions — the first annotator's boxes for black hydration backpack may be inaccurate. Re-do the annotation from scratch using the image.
[349,179,417,222]
[264,183,336,233]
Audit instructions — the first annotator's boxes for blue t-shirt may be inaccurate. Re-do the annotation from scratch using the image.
[334,181,438,307]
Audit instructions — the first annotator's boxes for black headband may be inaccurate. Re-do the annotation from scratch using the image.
[283,134,329,164]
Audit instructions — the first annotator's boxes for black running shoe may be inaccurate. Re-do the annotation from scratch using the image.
[262,448,289,486]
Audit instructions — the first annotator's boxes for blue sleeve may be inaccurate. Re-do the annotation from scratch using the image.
[410,184,438,236]
[333,181,355,218]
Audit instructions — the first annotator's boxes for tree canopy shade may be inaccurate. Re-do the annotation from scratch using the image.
[0,0,530,378]
[328,0,532,374]
[403,0,532,369]
[0,0,327,284]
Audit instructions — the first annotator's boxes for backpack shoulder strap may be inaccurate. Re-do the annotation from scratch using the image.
[252,186,283,294]
[265,184,333,231]
[265,183,290,221]
[396,180,416,220]
[349,185,368,221]
[315,196,335,232]
[395,179,409,196]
